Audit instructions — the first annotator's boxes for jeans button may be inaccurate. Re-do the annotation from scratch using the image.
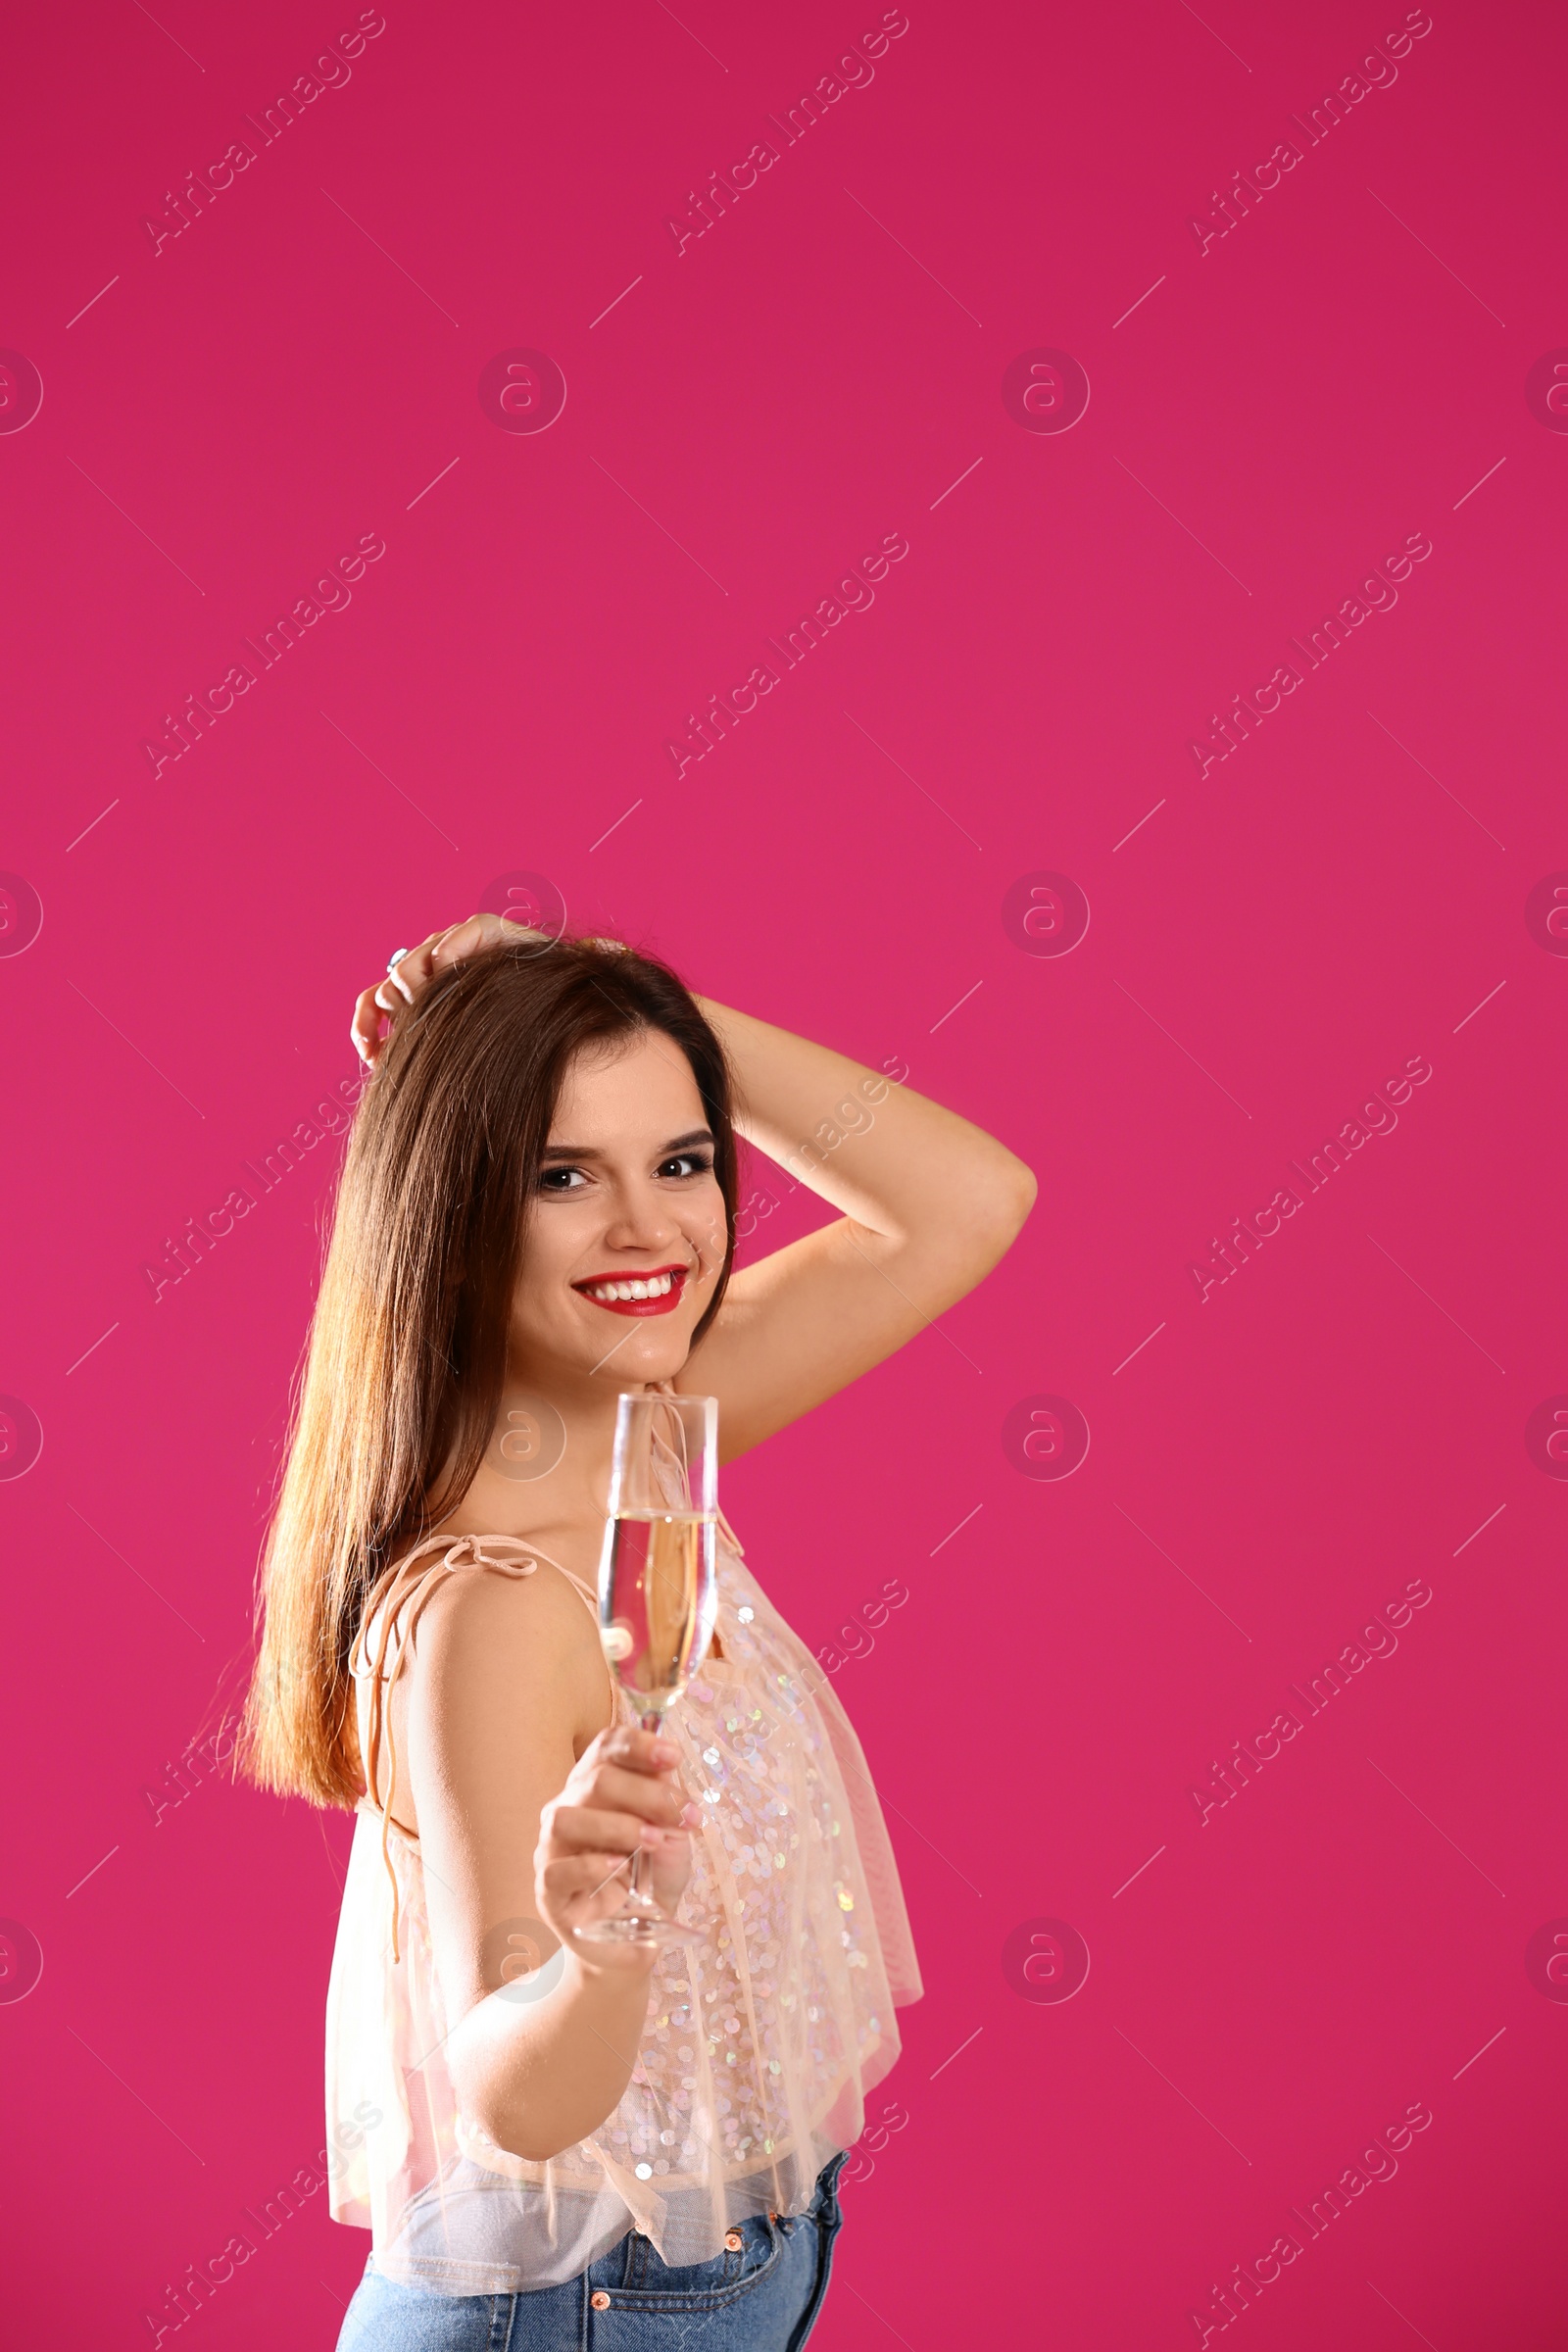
[724,2230,744,2252]
[591,2290,612,2309]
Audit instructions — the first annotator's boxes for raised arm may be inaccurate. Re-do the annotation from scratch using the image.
[683,996,1035,1453]
[351,918,1036,1456]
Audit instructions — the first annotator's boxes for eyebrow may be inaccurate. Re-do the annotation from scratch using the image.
[540,1127,715,1161]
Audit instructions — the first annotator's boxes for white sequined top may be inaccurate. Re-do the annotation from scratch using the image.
[323,1507,922,2293]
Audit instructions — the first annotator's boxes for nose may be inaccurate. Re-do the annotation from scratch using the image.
[600,1176,680,1254]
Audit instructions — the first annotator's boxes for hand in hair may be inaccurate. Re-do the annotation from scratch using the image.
[351,915,630,1062]
[351,912,549,1066]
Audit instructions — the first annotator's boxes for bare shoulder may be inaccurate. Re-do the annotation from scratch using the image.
[407,1551,597,1671]
[389,1557,612,1796]
[416,1558,605,1708]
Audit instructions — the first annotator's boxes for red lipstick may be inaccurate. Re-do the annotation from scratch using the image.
[571,1263,689,1317]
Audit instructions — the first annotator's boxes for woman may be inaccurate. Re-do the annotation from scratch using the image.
[242,913,1034,2348]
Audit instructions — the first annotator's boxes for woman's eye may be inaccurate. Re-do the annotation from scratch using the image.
[539,1155,712,1191]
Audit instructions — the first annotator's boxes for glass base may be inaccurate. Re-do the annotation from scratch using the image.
[577,1902,706,1948]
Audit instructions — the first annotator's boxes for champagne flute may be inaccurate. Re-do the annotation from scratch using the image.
[577,1391,718,1946]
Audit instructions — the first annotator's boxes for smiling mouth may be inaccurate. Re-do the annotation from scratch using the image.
[572,1264,689,1317]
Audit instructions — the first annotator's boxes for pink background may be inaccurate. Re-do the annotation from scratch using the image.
[3,1,1566,2343]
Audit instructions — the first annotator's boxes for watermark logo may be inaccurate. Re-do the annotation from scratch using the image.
[0,1918,43,2003]
[0,1396,43,1481]
[812,1576,909,1683]
[1002,871,1090,956]
[1525,350,1568,432]
[1190,1054,1433,1303]
[477,869,568,949]
[141,2107,381,2339]
[1188,20,1435,262]
[841,2094,911,2182]
[665,16,910,258]
[667,533,910,779]
[1189,2098,1435,2342]
[1002,348,1090,434]
[0,1919,43,1994]
[487,1392,567,1483]
[144,1715,239,1827]
[1526,1919,1568,2001]
[1192,533,1432,783]
[142,1072,366,1303]
[141,15,388,258]
[1002,1916,1090,2003]
[478,350,567,434]
[1190,1579,1433,1827]
[145,531,387,782]
[1524,871,1568,954]
[0,872,43,956]
[0,351,43,434]
[1524,1396,1568,1478]
[482,1915,566,2006]
[1003,1394,1090,1480]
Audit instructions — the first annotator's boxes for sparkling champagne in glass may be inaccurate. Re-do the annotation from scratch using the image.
[577,1391,717,1945]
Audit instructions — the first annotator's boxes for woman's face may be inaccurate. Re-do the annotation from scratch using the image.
[507,1028,729,1395]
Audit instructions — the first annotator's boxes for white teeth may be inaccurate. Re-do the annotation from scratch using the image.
[583,1272,675,1302]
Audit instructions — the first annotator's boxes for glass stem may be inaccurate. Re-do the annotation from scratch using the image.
[628,1705,665,1910]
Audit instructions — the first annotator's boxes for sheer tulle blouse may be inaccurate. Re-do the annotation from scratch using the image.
[324,1507,922,2293]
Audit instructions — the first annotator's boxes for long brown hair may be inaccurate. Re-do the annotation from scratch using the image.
[239,935,738,1808]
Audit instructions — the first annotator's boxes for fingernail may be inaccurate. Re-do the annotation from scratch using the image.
[651,1739,678,1764]
[640,1825,662,1846]
[680,1802,702,1828]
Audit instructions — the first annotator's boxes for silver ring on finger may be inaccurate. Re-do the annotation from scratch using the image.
[386,947,410,974]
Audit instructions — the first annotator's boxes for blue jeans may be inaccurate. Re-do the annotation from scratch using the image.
[335,2156,848,2351]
